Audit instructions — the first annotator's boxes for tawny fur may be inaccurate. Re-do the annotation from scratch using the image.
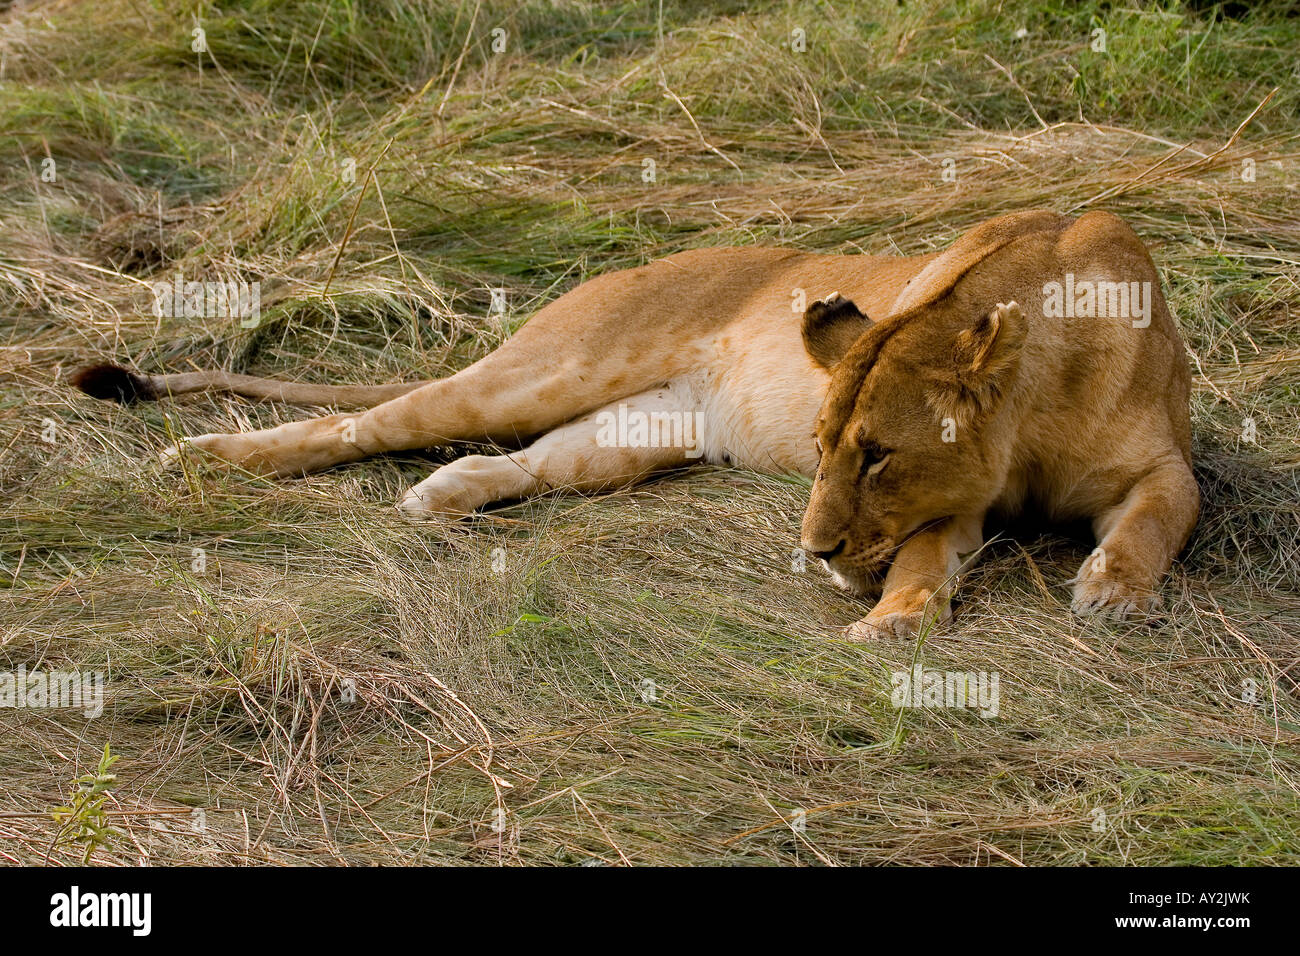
[74,210,1198,638]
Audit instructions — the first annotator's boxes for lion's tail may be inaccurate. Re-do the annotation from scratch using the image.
[71,363,428,408]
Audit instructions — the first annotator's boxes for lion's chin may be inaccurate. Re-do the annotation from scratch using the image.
[825,562,885,598]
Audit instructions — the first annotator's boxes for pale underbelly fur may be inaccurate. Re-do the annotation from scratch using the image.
[654,316,827,477]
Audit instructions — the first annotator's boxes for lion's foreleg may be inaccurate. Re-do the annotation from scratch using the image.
[1070,459,1199,619]
[847,514,984,640]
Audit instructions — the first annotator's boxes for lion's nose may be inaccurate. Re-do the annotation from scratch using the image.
[807,540,846,561]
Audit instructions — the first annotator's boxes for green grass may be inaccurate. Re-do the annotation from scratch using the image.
[1,0,1298,865]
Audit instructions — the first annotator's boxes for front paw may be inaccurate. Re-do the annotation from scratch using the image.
[846,589,949,641]
[1070,574,1161,620]
[847,610,922,641]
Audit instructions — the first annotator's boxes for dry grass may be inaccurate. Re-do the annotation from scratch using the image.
[1,0,1298,865]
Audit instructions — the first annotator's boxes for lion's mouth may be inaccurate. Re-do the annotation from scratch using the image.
[822,541,894,596]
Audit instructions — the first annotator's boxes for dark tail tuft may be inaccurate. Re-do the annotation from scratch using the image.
[70,363,156,403]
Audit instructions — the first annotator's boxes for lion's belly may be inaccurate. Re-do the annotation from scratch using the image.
[665,318,828,476]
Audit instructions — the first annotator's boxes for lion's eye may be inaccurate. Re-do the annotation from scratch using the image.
[859,441,891,477]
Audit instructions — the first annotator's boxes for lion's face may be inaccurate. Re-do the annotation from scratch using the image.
[798,295,1025,594]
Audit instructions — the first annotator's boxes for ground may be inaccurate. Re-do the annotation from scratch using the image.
[1,0,1298,865]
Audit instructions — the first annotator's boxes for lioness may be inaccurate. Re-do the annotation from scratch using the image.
[74,210,1198,638]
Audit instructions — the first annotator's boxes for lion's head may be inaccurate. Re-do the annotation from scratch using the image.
[798,291,1027,595]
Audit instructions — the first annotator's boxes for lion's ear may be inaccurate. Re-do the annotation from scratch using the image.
[934,301,1026,425]
[802,293,871,369]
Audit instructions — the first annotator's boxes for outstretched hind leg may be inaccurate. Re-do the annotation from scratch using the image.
[161,267,705,478]
[164,352,639,478]
[396,388,703,518]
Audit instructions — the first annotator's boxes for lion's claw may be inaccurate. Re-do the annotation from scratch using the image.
[1070,575,1161,620]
